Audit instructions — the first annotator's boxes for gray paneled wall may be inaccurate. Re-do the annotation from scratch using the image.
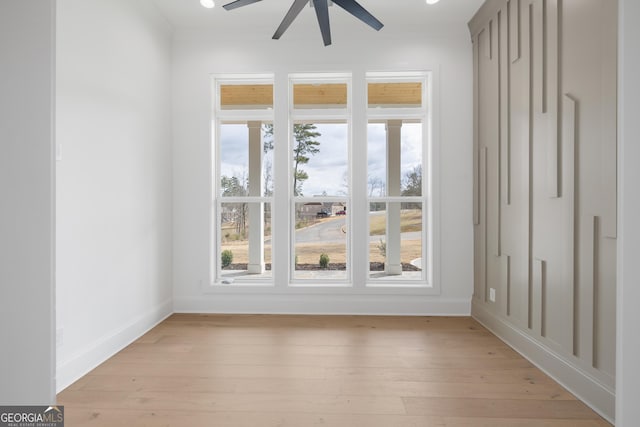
[469,0,617,420]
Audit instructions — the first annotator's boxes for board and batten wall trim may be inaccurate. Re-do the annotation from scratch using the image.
[469,0,617,422]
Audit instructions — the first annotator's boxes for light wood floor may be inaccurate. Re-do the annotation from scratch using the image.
[58,314,612,427]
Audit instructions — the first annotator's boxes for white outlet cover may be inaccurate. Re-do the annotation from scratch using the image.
[489,288,496,302]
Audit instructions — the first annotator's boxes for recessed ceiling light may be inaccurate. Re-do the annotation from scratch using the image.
[200,0,215,8]
[426,0,440,4]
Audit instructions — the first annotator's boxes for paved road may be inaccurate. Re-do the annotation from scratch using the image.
[295,217,346,243]
[293,216,422,244]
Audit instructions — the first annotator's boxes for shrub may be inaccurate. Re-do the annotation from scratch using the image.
[221,250,233,268]
[319,253,330,269]
[377,239,386,258]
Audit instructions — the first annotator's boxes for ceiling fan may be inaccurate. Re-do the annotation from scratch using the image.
[222,0,384,46]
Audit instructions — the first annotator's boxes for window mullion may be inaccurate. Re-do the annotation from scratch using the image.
[272,72,291,288]
[352,70,368,289]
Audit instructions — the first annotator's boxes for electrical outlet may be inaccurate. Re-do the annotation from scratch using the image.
[56,328,63,347]
[489,288,496,302]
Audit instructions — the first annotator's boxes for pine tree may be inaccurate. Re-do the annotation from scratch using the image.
[262,123,321,196]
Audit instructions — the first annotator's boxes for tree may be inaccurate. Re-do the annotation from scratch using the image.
[220,174,247,197]
[401,165,422,196]
[368,176,384,197]
[368,176,385,211]
[401,165,422,210]
[292,124,321,196]
[339,170,349,196]
[263,157,273,197]
[262,123,321,196]
[221,172,248,236]
[262,124,275,197]
[262,124,274,153]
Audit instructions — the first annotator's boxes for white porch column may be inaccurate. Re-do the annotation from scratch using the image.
[386,120,403,275]
[247,121,264,274]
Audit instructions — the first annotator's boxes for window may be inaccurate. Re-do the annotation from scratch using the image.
[212,72,432,289]
[367,75,428,283]
[290,77,350,282]
[214,78,274,282]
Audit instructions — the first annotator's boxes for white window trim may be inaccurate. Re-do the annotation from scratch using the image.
[289,73,352,285]
[205,70,441,297]
[211,75,275,284]
[364,71,434,288]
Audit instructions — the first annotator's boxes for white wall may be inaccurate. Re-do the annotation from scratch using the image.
[0,0,56,405]
[617,0,640,424]
[55,0,173,391]
[172,25,475,314]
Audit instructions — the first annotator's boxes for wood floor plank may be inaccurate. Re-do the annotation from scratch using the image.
[441,418,611,427]
[62,408,444,427]
[61,409,611,427]
[87,361,327,380]
[122,341,517,358]
[72,374,573,400]
[403,396,601,419]
[60,390,407,415]
[108,348,532,370]
[324,366,556,384]
[337,380,575,400]
[57,315,612,426]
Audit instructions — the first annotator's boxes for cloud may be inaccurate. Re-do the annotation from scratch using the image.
[302,123,348,195]
[401,123,423,172]
[219,124,248,178]
[368,123,387,185]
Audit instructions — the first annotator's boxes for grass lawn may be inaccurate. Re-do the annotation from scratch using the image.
[221,239,421,265]
[221,241,271,265]
[369,209,423,235]
[220,209,423,266]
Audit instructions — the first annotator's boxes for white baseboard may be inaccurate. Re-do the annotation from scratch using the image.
[472,301,615,424]
[173,294,471,316]
[56,298,173,393]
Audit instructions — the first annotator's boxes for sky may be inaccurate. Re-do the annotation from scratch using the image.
[219,122,422,197]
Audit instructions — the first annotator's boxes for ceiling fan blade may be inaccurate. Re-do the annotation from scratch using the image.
[272,0,309,40]
[313,0,332,46]
[332,0,383,31]
[223,0,262,11]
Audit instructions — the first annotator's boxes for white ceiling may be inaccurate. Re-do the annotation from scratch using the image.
[151,0,484,37]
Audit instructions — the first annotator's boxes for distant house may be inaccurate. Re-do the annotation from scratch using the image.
[331,203,346,215]
[299,202,333,219]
